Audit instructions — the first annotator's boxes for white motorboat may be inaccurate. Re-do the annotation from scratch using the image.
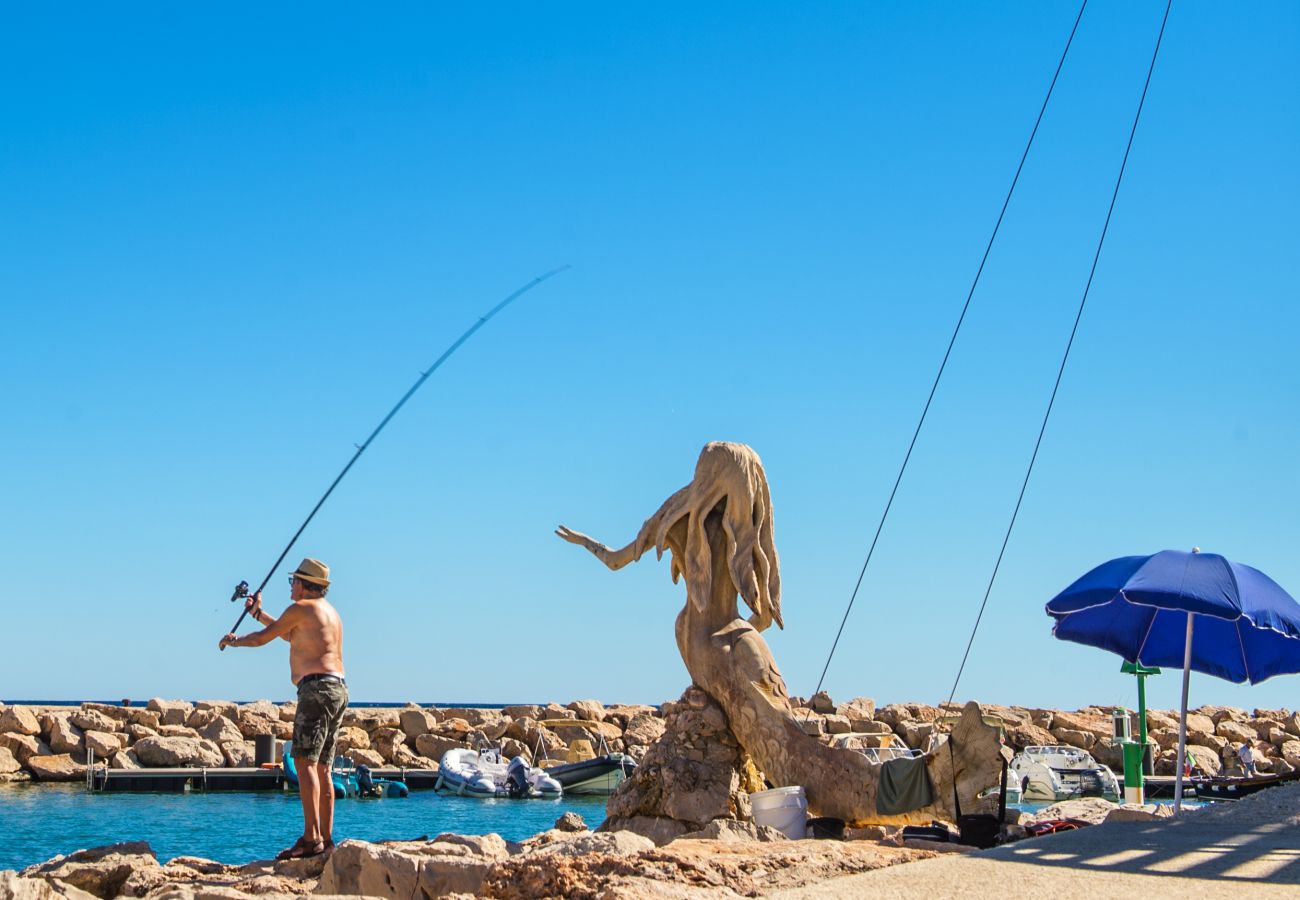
[1011,745,1120,802]
[830,731,923,764]
[435,747,563,799]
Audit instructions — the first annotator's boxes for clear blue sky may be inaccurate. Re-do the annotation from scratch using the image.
[3,2,1296,715]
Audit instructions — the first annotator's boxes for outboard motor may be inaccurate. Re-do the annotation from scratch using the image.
[356,764,375,797]
[505,756,531,799]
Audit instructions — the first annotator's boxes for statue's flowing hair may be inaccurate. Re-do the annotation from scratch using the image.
[642,442,783,631]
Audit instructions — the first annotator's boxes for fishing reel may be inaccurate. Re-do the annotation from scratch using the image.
[229,580,250,604]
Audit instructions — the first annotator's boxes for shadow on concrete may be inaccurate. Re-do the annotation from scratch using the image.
[987,820,1300,884]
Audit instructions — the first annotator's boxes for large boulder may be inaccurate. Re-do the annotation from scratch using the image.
[22,842,160,899]
[42,715,85,756]
[623,713,666,748]
[132,737,224,768]
[1049,711,1111,742]
[370,728,407,764]
[220,741,256,768]
[146,700,193,727]
[318,835,509,898]
[0,746,22,775]
[109,751,141,770]
[348,748,385,768]
[414,735,469,762]
[0,872,99,900]
[1216,720,1256,744]
[399,708,438,741]
[69,711,118,734]
[82,732,126,759]
[1182,713,1216,738]
[335,726,371,753]
[836,697,876,726]
[26,754,86,782]
[197,717,243,746]
[0,706,41,736]
[234,712,280,739]
[502,704,543,720]
[566,699,606,722]
[124,724,157,743]
[194,701,239,719]
[1186,743,1222,776]
[156,726,200,739]
[0,733,48,766]
[126,709,161,730]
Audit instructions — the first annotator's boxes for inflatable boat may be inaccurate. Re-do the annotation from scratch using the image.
[283,743,409,798]
[435,747,562,798]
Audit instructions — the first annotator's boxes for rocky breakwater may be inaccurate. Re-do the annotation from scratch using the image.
[0,698,664,783]
[1,814,942,900]
[787,693,1300,780]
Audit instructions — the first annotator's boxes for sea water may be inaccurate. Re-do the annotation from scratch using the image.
[0,784,608,871]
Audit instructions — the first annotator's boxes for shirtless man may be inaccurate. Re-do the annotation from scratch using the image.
[220,558,347,860]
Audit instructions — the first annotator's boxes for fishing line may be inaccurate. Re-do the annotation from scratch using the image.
[222,265,570,643]
[945,0,1174,706]
[805,1,1089,702]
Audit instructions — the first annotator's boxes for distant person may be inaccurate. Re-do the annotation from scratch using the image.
[220,558,347,860]
[1237,741,1257,777]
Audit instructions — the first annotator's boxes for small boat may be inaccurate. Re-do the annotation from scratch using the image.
[532,719,636,795]
[436,747,562,798]
[1191,767,1300,801]
[1011,745,1120,802]
[283,743,409,798]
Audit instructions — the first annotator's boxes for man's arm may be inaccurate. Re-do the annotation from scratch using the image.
[219,605,297,650]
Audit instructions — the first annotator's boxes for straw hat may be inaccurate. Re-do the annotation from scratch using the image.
[290,558,331,586]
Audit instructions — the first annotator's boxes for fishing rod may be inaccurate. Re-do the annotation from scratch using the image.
[221,265,570,647]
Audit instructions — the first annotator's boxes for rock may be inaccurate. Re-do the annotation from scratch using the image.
[846,825,889,841]
[836,697,876,724]
[194,701,239,719]
[440,707,503,727]
[239,700,279,720]
[623,713,666,747]
[108,750,141,770]
[1216,720,1256,744]
[318,836,508,898]
[1198,705,1248,725]
[807,691,836,714]
[124,724,157,742]
[600,686,759,845]
[126,709,160,730]
[0,872,99,900]
[184,709,217,730]
[1187,743,1222,776]
[278,703,297,723]
[822,714,852,735]
[1103,804,1174,824]
[798,717,826,737]
[156,725,200,739]
[676,819,788,842]
[21,842,159,899]
[1049,710,1111,741]
[234,713,280,739]
[1182,712,1216,737]
[503,704,543,720]
[0,706,42,736]
[82,731,126,759]
[196,716,243,746]
[500,739,530,762]
[1281,739,1300,768]
[43,715,85,756]
[1004,722,1056,751]
[0,747,21,775]
[399,708,438,741]
[370,728,407,763]
[335,726,370,753]
[348,748,385,768]
[1146,710,1179,732]
[1050,727,1096,750]
[1187,731,1228,753]
[0,733,48,766]
[554,812,587,832]
[413,734,468,761]
[897,721,936,749]
[68,711,118,734]
[133,737,224,768]
[566,699,606,722]
[26,754,86,782]
[1025,797,1117,826]
[220,741,255,768]
[146,699,193,727]
[478,715,512,743]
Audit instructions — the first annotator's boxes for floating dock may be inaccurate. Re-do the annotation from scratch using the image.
[89,766,439,793]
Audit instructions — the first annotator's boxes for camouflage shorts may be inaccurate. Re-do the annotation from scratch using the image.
[292,676,349,763]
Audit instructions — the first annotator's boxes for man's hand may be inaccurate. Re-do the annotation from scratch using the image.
[219,632,238,650]
[244,592,263,621]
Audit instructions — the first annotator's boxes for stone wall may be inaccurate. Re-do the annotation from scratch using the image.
[3,695,1296,783]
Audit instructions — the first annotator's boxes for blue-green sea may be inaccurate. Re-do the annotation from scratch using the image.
[0,784,608,871]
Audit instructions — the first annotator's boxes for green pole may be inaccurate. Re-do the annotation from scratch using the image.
[1121,661,1161,803]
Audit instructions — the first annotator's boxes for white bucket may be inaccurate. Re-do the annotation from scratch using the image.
[750,786,807,839]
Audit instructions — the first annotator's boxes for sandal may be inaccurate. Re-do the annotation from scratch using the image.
[276,837,325,860]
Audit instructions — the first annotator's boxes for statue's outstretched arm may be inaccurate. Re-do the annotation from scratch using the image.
[557,485,690,571]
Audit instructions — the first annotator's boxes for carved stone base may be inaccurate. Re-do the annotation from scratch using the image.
[599,686,764,845]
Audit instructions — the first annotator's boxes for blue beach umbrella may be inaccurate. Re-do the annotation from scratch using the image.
[1045,548,1300,810]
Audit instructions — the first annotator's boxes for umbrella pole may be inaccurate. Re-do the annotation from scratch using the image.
[1174,612,1194,813]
